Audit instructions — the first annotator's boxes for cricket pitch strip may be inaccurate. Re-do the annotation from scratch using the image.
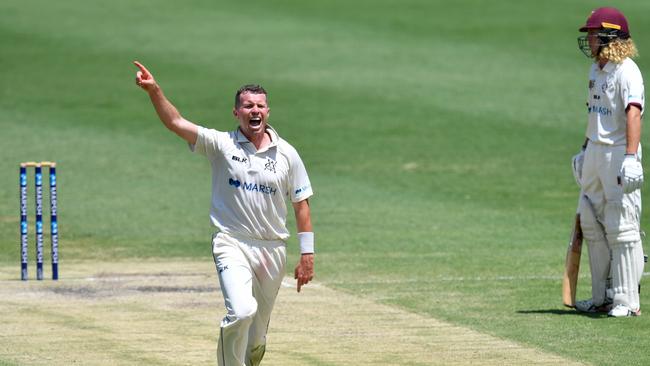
[0,260,585,365]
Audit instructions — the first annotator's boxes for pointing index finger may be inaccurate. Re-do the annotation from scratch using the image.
[133,61,151,77]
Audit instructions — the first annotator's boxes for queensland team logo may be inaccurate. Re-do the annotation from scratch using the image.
[264,158,277,173]
[601,81,610,93]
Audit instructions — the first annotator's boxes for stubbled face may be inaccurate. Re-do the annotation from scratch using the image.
[234,92,270,140]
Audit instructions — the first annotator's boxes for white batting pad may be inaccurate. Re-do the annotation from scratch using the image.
[587,240,612,306]
[610,241,643,311]
[579,195,612,305]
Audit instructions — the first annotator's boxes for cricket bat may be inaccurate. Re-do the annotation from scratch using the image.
[562,213,583,308]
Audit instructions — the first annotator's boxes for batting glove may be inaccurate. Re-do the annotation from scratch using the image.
[620,154,644,193]
[572,149,585,187]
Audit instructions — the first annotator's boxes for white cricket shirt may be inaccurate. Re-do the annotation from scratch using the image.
[190,125,313,241]
[586,58,645,146]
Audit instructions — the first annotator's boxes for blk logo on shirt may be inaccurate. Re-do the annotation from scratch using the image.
[231,155,248,164]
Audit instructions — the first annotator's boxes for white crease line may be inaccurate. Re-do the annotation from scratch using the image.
[281,279,322,288]
[330,272,650,285]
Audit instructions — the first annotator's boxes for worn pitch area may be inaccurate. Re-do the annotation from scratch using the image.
[0,261,584,366]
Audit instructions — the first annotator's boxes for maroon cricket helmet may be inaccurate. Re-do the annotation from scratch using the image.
[579,7,630,36]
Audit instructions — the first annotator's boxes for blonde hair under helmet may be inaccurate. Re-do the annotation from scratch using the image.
[599,38,639,64]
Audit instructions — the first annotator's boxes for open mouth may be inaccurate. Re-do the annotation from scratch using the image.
[250,117,262,127]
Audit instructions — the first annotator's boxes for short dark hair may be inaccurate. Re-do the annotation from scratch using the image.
[235,84,267,107]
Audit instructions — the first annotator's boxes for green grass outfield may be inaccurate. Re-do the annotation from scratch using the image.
[1,0,650,364]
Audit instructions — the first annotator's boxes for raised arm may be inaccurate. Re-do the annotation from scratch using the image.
[134,61,198,145]
[292,199,314,293]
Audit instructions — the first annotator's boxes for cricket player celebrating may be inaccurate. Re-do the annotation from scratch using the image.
[134,61,315,364]
[572,7,645,317]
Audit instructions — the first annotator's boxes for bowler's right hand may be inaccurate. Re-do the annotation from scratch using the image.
[134,61,157,92]
[294,254,314,293]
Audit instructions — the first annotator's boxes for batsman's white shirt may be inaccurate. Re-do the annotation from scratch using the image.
[190,125,313,241]
[586,58,644,146]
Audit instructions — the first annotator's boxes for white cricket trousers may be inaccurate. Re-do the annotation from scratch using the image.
[212,232,286,366]
[580,142,644,310]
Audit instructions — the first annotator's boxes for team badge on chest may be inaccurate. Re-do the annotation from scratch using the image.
[601,81,610,93]
[264,158,277,174]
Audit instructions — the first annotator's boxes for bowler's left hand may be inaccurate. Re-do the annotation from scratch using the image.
[294,254,314,293]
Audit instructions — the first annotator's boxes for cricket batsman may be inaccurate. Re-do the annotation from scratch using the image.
[572,7,645,317]
[134,61,315,364]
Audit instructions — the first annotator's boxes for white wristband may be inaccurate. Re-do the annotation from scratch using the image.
[298,232,314,254]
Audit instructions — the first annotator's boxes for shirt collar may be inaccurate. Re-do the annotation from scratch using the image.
[235,125,279,152]
[600,61,617,74]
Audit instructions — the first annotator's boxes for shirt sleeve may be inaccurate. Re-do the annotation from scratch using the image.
[287,147,313,202]
[188,126,221,159]
[621,62,645,113]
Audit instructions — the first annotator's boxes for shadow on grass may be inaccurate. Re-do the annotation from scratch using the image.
[517,309,608,318]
